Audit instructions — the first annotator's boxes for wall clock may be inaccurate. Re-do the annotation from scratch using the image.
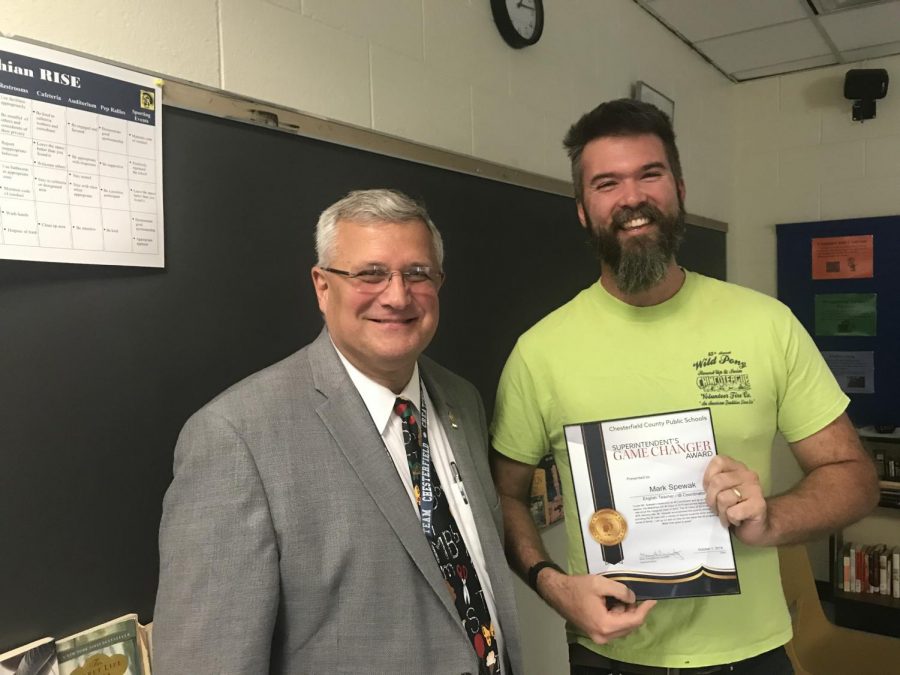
[491,0,544,49]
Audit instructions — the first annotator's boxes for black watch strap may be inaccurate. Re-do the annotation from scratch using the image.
[527,560,564,592]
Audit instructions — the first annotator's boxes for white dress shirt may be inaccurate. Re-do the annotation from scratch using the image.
[335,349,505,671]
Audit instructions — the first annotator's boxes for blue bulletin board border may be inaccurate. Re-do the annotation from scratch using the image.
[776,215,900,427]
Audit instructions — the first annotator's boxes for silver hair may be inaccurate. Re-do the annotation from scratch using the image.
[315,189,445,267]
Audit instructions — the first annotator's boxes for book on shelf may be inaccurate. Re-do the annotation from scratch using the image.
[894,547,900,600]
[0,637,59,675]
[865,544,873,593]
[529,453,564,529]
[849,542,856,592]
[881,455,898,481]
[880,480,900,508]
[872,450,900,480]
[869,544,882,594]
[874,450,885,478]
[856,546,869,593]
[861,430,900,481]
[842,545,851,592]
[838,541,900,599]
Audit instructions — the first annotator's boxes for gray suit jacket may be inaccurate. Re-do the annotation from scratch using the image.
[153,330,522,674]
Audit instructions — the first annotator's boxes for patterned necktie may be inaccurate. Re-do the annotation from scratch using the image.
[394,395,500,675]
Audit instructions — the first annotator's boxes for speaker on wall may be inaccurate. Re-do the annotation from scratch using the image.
[843,69,889,122]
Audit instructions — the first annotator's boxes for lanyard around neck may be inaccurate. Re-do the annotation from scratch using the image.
[415,377,435,537]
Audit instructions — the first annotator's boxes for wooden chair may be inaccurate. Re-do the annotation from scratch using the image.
[778,544,900,674]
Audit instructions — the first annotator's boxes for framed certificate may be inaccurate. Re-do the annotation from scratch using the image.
[564,408,739,600]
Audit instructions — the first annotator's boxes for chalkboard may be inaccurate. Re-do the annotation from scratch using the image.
[0,101,725,649]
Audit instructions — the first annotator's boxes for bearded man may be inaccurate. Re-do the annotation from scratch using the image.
[489,99,877,675]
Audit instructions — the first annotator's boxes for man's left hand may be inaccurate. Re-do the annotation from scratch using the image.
[703,455,770,546]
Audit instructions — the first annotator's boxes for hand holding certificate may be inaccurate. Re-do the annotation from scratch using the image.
[703,454,770,546]
[565,408,740,600]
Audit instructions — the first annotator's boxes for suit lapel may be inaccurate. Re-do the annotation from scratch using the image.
[307,332,461,622]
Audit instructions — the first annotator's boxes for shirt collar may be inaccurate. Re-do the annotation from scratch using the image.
[332,342,421,435]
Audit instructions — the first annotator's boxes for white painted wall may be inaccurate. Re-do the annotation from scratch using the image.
[732,56,900,583]
[3,0,734,221]
[730,53,900,296]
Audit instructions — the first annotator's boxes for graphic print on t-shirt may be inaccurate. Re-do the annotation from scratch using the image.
[692,350,754,407]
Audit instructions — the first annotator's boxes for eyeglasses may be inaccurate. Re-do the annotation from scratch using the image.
[321,265,444,293]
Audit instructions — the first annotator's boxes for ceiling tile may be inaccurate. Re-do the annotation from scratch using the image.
[812,0,900,15]
[840,39,900,61]
[636,0,900,80]
[697,21,832,74]
[819,3,900,50]
[644,0,809,41]
[732,55,839,81]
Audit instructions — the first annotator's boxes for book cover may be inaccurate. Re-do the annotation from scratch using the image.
[529,454,564,529]
[55,615,147,675]
[0,637,59,675]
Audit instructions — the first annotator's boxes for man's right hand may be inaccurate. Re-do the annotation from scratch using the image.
[491,450,655,644]
[537,568,656,644]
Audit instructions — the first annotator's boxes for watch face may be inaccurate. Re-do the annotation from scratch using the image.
[506,0,538,39]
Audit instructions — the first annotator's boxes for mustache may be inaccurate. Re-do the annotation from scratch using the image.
[611,203,667,230]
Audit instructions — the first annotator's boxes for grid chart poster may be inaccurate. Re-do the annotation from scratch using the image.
[0,37,163,267]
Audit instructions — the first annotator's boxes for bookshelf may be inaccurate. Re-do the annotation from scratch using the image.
[830,428,900,638]
[879,480,900,509]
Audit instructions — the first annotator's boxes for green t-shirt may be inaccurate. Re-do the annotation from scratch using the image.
[491,271,848,668]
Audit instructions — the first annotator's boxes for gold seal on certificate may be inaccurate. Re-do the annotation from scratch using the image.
[589,508,627,545]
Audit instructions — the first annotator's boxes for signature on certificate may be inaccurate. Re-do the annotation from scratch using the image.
[640,548,685,562]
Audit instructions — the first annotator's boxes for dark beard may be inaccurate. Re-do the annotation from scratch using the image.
[588,202,686,295]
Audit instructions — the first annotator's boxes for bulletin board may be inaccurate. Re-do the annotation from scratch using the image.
[776,215,900,427]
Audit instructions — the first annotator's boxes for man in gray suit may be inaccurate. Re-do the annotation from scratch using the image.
[153,189,523,674]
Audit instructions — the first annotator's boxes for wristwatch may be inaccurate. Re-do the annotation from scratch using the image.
[527,560,564,593]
